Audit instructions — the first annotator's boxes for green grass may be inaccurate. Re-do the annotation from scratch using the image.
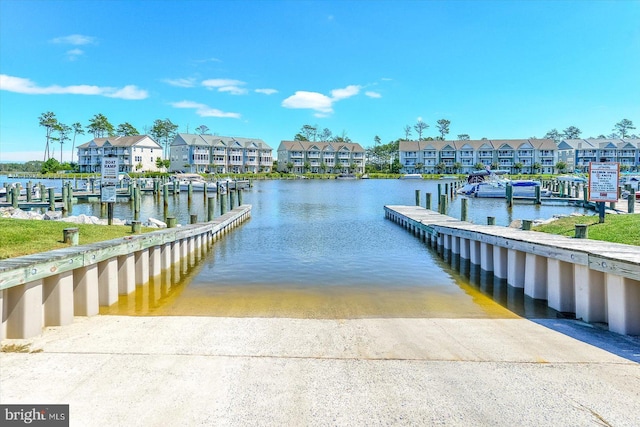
[0,218,152,260]
[533,214,640,246]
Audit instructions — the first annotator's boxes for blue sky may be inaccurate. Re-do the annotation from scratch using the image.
[1,0,639,162]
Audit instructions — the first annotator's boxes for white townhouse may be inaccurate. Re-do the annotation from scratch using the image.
[76,135,163,173]
[399,139,558,175]
[276,140,366,174]
[169,133,273,174]
[558,139,640,172]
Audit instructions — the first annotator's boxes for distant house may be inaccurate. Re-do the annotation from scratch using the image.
[169,133,273,173]
[76,135,163,173]
[276,141,366,174]
[558,138,640,172]
[398,139,557,174]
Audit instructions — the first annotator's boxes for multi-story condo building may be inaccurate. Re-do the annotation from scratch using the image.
[558,139,640,172]
[276,141,366,174]
[76,135,163,173]
[170,134,273,173]
[399,139,558,175]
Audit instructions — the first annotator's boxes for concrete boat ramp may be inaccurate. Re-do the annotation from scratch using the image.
[2,315,640,425]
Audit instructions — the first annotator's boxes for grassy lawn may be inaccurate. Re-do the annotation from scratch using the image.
[533,213,640,246]
[0,218,152,260]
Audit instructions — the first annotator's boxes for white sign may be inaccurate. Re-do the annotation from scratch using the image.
[589,162,619,202]
[101,156,119,186]
[101,185,117,203]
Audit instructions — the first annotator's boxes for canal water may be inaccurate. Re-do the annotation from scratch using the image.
[2,176,593,319]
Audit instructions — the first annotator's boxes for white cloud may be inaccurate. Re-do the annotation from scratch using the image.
[365,91,381,98]
[66,48,84,61]
[255,88,278,95]
[171,100,241,118]
[218,86,248,95]
[331,85,361,100]
[50,34,96,45]
[282,84,364,116]
[202,78,247,95]
[0,74,148,100]
[163,77,198,88]
[282,91,334,115]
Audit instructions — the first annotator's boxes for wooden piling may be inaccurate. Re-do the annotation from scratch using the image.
[628,194,635,214]
[166,216,177,228]
[575,224,588,239]
[487,216,495,225]
[190,214,198,224]
[522,220,532,231]
[63,228,79,245]
[439,194,447,215]
[506,183,513,207]
[461,198,468,221]
[131,221,141,234]
[415,189,421,207]
[207,197,215,221]
[425,193,432,210]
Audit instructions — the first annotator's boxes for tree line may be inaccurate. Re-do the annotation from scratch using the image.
[37,111,181,166]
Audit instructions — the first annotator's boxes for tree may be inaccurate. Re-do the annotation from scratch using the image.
[544,129,562,143]
[332,130,351,143]
[474,163,485,170]
[39,111,58,161]
[435,162,446,174]
[286,162,294,172]
[116,122,139,136]
[334,162,343,173]
[55,123,71,163]
[303,161,311,173]
[70,122,85,164]
[614,119,635,138]
[562,126,582,140]
[293,133,308,141]
[457,134,470,140]
[513,162,523,173]
[532,162,542,173]
[41,158,61,174]
[452,162,462,173]
[436,119,450,139]
[556,161,568,173]
[300,124,317,141]
[318,128,332,142]
[414,120,429,140]
[150,118,179,159]
[403,125,412,140]
[373,135,381,146]
[195,125,210,135]
[87,113,114,138]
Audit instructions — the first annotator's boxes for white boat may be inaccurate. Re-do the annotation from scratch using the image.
[400,173,423,179]
[174,174,218,192]
[557,175,587,183]
[458,170,551,198]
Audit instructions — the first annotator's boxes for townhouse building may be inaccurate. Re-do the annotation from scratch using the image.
[558,139,640,172]
[169,133,273,173]
[76,135,163,173]
[399,139,558,175]
[276,141,366,174]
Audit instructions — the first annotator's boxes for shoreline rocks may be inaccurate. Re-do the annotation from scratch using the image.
[0,207,168,228]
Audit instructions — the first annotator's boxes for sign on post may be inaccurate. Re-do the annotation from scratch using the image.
[101,156,119,203]
[588,162,619,202]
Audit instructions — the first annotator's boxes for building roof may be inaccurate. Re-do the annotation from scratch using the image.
[278,140,365,152]
[171,133,272,149]
[398,139,556,151]
[77,135,161,149]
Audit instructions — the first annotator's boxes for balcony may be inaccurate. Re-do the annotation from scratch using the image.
[308,153,320,158]
[441,152,455,158]
[291,153,304,158]
[423,152,436,157]
[497,151,513,157]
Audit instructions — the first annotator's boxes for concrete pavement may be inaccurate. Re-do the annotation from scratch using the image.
[1,315,640,426]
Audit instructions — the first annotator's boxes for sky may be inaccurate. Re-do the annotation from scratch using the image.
[0,0,639,162]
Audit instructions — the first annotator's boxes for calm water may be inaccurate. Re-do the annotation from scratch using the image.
[2,176,593,319]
